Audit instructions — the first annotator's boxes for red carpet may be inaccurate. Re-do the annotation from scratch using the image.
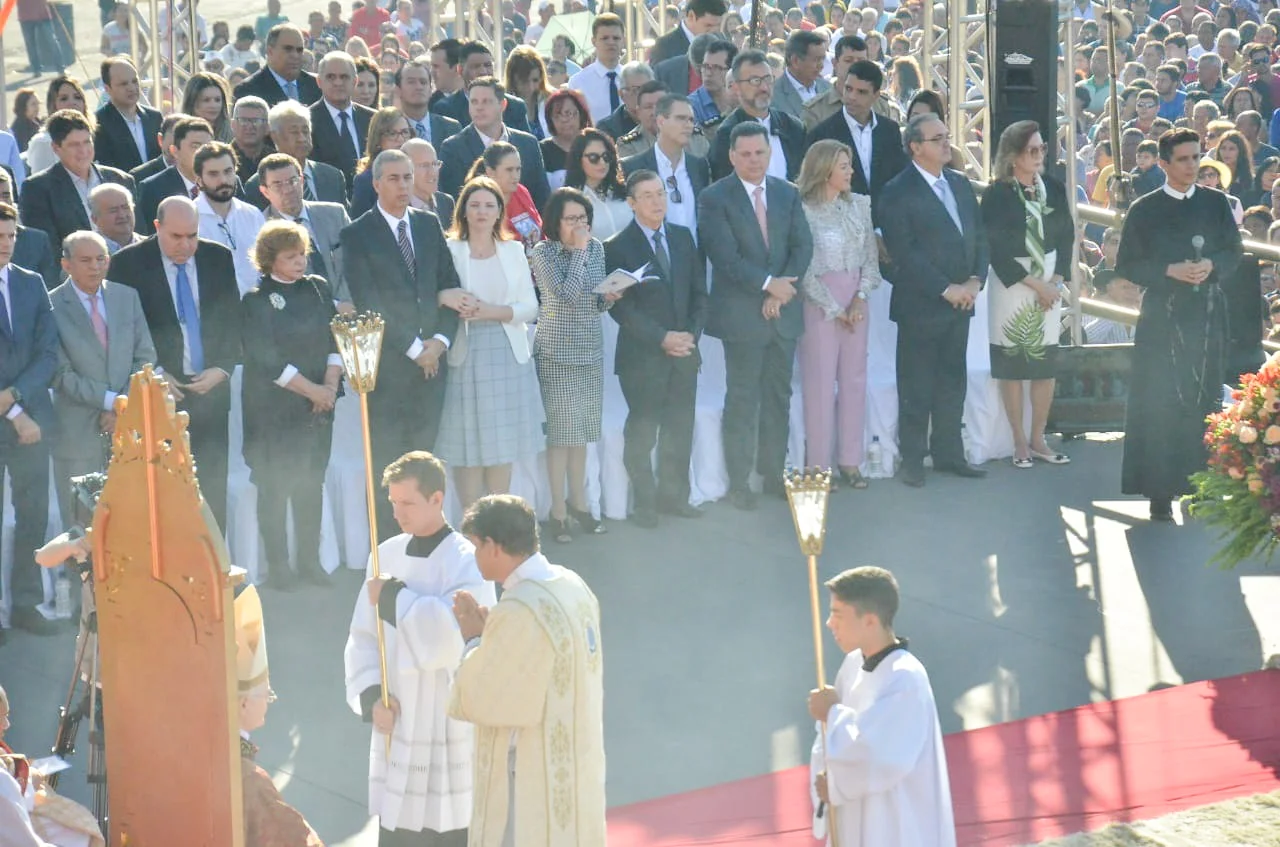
[607,671,1280,846]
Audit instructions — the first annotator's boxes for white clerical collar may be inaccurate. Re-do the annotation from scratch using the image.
[1162,182,1197,200]
[502,552,554,590]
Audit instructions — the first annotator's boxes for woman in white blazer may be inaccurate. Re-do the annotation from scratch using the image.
[435,176,546,509]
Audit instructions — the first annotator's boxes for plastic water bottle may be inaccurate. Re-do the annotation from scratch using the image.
[961,424,975,466]
[55,574,73,620]
[867,436,883,477]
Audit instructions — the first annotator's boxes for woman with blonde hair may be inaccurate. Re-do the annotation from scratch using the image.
[796,140,881,489]
[350,107,413,216]
[505,45,555,139]
[981,120,1075,469]
[182,72,233,142]
[241,220,343,589]
[434,177,545,509]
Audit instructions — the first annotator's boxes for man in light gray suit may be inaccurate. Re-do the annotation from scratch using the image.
[256,152,355,313]
[49,231,157,524]
[771,30,832,122]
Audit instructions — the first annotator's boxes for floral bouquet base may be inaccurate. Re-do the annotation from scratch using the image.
[1187,353,1280,568]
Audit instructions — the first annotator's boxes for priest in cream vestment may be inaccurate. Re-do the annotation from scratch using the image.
[448,495,606,847]
[807,567,955,847]
[344,452,497,846]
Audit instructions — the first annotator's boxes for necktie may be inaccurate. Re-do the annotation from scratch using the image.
[0,285,10,340]
[651,228,671,278]
[397,220,416,277]
[606,70,620,113]
[189,184,199,199]
[174,263,205,373]
[338,110,356,158]
[414,120,429,141]
[286,79,299,101]
[303,172,316,201]
[753,185,769,248]
[89,294,108,350]
[297,217,330,279]
[933,177,963,233]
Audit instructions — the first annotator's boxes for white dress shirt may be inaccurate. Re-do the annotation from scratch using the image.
[654,145,697,237]
[73,284,120,410]
[117,106,149,164]
[843,109,876,187]
[0,266,22,421]
[196,194,267,295]
[568,59,626,124]
[324,100,363,159]
[785,69,820,103]
[65,165,103,222]
[754,114,788,180]
[476,125,510,149]
[377,203,450,357]
[162,255,202,376]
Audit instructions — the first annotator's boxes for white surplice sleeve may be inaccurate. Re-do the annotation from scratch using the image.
[822,670,932,803]
[0,769,54,847]
[392,576,497,673]
[343,576,384,715]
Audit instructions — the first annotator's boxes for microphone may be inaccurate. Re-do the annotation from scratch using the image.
[1192,235,1205,262]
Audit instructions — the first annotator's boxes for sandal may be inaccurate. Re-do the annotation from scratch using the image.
[839,468,869,489]
[1012,456,1033,469]
[548,517,573,543]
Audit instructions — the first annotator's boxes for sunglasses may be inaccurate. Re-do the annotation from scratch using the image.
[583,151,614,164]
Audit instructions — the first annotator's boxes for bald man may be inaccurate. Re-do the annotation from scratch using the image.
[108,197,241,530]
[402,138,455,224]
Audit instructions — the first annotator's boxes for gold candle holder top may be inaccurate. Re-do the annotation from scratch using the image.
[784,467,833,557]
[330,312,386,394]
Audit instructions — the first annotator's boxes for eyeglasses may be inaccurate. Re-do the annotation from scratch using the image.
[700,63,729,74]
[562,213,589,224]
[922,133,951,145]
[583,151,614,164]
[1023,143,1048,156]
[416,160,443,170]
[267,175,303,191]
[737,73,774,87]
[1137,100,1157,108]
[385,127,413,140]
[666,174,683,203]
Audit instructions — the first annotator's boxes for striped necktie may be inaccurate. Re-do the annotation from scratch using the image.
[397,220,416,277]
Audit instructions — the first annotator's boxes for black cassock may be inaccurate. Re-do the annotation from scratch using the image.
[241,274,340,574]
[1115,185,1243,500]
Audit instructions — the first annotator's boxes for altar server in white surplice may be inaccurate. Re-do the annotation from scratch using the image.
[807,566,956,847]
[344,451,497,847]
[448,494,606,847]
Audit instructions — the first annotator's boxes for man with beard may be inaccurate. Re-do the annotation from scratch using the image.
[195,141,267,294]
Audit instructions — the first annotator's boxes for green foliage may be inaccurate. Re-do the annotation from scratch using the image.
[1001,301,1047,361]
[1186,470,1279,568]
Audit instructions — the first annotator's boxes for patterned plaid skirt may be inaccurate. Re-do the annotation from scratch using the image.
[435,322,546,467]
[535,357,603,447]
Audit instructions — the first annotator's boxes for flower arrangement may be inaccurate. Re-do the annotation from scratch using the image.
[1187,353,1280,567]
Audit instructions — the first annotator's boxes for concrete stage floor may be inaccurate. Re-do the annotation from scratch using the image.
[1,435,1277,845]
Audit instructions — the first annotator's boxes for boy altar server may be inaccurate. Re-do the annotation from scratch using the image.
[344,451,496,846]
[235,586,325,846]
[449,495,606,847]
[807,566,956,847]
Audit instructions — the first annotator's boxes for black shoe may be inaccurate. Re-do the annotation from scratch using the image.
[266,570,296,592]
[299,568,332,588]
[900,464,926,488]
[1150,498,1174,522]
[630,508,659,529]
[729,488,758,511]
[568,505,607,535]
[659,501,704,519]
[12,608,59,636]
[761,478,788,500]
[547,517,573,543]
[936,461,987,479]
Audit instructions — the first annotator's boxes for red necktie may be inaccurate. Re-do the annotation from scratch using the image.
[190,185,199,199]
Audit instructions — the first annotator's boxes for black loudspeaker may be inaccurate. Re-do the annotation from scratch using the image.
[989,0,1059,169]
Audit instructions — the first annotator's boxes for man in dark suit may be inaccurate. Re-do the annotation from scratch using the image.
[606,170,708,527]
[108,197,242,530]
[877,114,989,487]
[309,51,375,188]
[649,0,727,65]
[622,93,712,236]
[243,101,348,210]
[93,57,163,173]
[806,60,907,216]
[20,110,134,253]
[437,78,549,208]
[129,113,183,185]
[403,138,456,224]
[708,49,807,181]
[429,41,532,134]
[136,116,214,235]
[340,149,461,540]
[0,172,58,289]
[231,24,322,108]
[697,122,813,510]
[596,62,655,140]
[0,202,59,637]
[395,57,462,151]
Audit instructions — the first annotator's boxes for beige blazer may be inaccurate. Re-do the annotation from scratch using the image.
[444,238,539,365]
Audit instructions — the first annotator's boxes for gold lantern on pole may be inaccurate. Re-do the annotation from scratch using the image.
[331,311,392,756]
[784,466,839,847]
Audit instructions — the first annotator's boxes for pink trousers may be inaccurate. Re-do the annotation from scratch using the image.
[800,270,870,469]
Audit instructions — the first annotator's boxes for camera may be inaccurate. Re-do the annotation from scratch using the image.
[68,472,107,535]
